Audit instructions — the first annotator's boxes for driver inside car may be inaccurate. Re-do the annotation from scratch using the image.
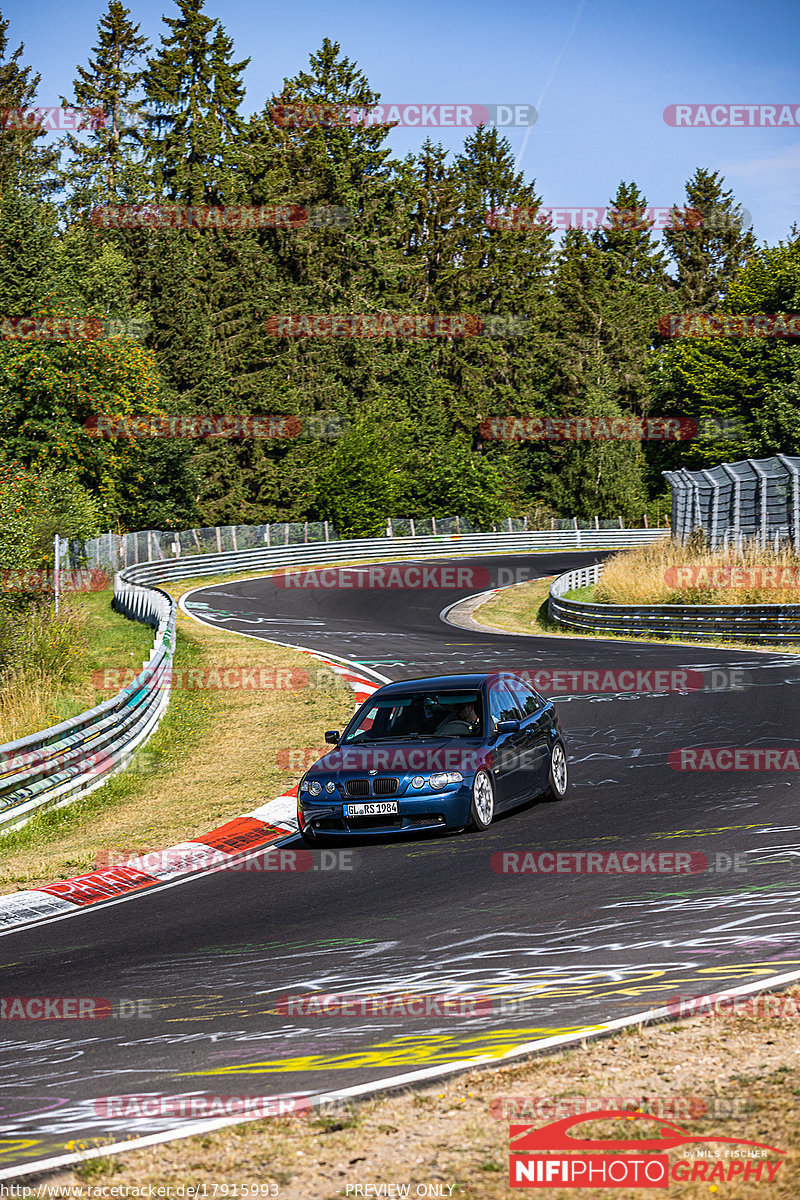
[435,701,479,737]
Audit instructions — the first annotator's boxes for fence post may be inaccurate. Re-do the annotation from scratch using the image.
[432,516,437,535]
[324,520,329,542]
[54,533,60,616]
[410,518,415,538]
[304,521,308,543]
[720,462,740,547]
[284,524,289,545]
[750,460,769,549]
[777,455,800,551]
[701,469,720,548]
[216,527,222,553]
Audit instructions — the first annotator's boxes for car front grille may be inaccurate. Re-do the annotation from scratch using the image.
[344,777,399,797]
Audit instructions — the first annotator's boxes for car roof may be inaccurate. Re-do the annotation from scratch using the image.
[370,674,497,695]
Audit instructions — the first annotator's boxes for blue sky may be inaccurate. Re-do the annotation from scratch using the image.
[6,0,799,245]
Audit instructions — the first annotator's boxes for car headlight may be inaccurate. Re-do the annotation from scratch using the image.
[306,780,323,796]
[429,771,464,789]
[411,776,425,789]
[325,781,336,793]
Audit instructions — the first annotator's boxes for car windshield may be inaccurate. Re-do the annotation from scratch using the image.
[342,691,483,742]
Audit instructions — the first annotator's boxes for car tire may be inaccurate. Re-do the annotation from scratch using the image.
[542,741,568,801]
[468,770,495,830]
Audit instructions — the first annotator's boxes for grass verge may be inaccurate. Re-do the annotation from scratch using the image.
[0,589,155,743]
[0,573,355,893]
[469,573,800,656]
[597,536,800,606]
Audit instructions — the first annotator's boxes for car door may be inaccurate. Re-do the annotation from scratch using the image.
[487,679,526,806]
[507,676,552,793]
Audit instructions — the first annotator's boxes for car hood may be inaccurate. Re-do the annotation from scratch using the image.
[308,740,489,777]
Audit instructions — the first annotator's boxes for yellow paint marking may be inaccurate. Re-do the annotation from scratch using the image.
[0,1139,40,1158]
[179,1027,599,1075]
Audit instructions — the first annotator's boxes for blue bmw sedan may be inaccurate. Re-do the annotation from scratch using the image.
[296,672,568,841]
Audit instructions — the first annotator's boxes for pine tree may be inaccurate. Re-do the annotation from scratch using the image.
[664,168,756,311]
[434,127,554,426]
[59,1,150,214]
[141,0,248,206]
[0,13,58,198]
[592,181,669,285]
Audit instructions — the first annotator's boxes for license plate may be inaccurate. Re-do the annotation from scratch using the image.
[344,801,399,817]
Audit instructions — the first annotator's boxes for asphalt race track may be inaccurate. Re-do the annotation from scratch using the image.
[3,551,800,1175]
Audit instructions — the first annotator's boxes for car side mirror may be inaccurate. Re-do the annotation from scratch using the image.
[495,719,520,734]
[324,730,340,744]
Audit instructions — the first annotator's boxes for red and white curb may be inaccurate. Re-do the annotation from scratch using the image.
[0,649,378,937]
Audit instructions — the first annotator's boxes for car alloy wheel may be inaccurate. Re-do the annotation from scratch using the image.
[469,769,495,830]
[544,741,568,800]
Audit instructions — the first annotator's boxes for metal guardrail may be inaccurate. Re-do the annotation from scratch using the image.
[0,582,176,834]
[0,526,660,835]
[116,527,666,587]
[549,561,800,642]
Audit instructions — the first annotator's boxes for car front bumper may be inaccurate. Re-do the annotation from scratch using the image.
[298,785,472,837]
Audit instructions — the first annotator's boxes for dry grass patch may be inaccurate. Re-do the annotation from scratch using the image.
[0,578,355,893]
[596,536,800,606]
[0,601,91,741]
[467,561,800,654]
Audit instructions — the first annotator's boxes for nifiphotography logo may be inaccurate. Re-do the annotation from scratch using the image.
[508,1110,785,1188]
